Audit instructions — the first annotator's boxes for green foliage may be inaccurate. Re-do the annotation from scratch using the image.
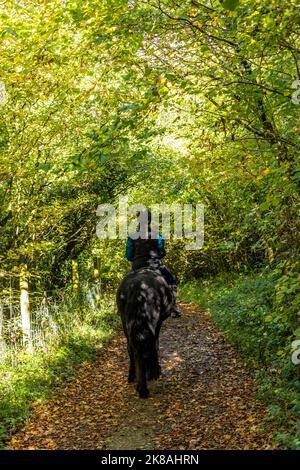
[209,274,287,365]
[222,0,240,11]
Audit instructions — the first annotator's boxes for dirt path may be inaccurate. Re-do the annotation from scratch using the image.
[10,303,275,450]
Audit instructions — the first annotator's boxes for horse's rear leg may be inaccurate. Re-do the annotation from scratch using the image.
[128,343,136,383]
[146,338,161,380]
[136,353,149,398]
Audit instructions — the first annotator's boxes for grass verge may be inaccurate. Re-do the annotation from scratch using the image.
[0,294,120,448]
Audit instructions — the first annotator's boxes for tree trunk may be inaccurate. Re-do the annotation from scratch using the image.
[0,301,6,363]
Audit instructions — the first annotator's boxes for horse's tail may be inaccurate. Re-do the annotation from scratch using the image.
[126,289,161,381]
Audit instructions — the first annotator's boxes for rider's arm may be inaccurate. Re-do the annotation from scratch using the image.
[125,236,134,261]
[157,234,166,258]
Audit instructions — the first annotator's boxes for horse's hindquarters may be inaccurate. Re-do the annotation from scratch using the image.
[117,269,171,398]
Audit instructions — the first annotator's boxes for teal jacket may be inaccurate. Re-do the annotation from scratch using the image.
[125,234,166,262]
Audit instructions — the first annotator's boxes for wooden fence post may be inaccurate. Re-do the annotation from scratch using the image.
[93,257,101,307]
[72,259,80,295]
[20,264,32,351]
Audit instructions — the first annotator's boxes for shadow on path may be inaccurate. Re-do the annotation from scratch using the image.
[11,303,275,450]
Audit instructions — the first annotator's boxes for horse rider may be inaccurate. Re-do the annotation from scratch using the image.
[125,210,181,318]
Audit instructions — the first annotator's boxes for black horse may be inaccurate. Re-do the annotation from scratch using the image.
[116,268,174,398]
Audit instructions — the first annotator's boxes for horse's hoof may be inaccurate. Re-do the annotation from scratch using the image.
[139,388,150,399]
